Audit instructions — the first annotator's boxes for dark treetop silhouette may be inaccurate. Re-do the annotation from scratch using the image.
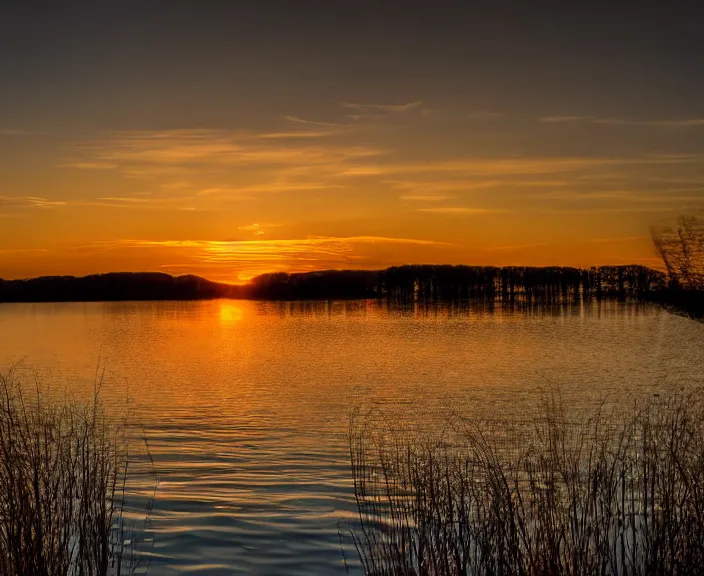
[0,265,667,304]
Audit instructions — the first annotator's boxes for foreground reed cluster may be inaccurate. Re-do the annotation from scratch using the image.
[351,390,704,575]
[0,370,153,576]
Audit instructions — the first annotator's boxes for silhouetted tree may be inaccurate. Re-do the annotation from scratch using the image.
[652,215,704,290]
[651,215,704,318]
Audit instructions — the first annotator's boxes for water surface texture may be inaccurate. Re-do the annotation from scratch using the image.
[1,300,702,574]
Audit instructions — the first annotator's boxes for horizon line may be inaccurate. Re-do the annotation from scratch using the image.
[0,262,666,287]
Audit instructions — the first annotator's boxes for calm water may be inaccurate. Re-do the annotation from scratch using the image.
[1,299,702,574]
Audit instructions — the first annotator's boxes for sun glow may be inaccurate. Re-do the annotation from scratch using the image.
[218,303,244,323]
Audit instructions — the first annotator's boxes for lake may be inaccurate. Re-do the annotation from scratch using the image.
[1,299,702,574]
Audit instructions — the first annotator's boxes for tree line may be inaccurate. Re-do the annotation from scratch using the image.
[242,265,666,303]
[0,265,676,304]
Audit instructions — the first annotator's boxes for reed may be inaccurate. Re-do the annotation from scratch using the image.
[350,390,704,575]
[0,369,154,576]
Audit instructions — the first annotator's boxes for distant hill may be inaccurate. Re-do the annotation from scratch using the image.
[0,272,240,302]
[0,265,668,304]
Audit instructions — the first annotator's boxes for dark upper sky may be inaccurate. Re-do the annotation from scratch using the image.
[3,2,702,131]
[1,1,703,280]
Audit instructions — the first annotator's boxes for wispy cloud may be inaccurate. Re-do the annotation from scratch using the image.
[541,115,704,128]
[467,111,504,120]
[484,242,548,251]
[284,116,339,127]
[65,129,386,176]
[0,129,34,136]
[339,156,698,178]
[536,190,704,204]
[342,100,422,113]
[195,186,256,198]
[598,118,704,128]
[0,196,68,209]
[1,193,205,212]
[237,223,281,236]
[259,128,343,139]
[59,161,119,170]
[88,235,448,280]
[159,181,194,190]
[390,179,570,194]
[399,195,451,202]
[391,179,504,192]
[416,207,501,215]
[338,167,386,176]
[583,235,648,244]
[90,195,200,209]
[391,179,571,197]
[197,182,342,196]
[100,236,445,253]
[346,114,385,121]
[0,248,50,253]
[96,197,154,203]
[239,224,265,236]
[541,116,596,123]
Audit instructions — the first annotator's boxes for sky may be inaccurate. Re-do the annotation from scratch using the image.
[1,2,703,282]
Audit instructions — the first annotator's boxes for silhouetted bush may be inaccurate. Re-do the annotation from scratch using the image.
[351,390,704,575]
[652,216,704,318]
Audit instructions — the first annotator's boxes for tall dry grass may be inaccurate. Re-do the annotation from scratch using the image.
[0,368,155,576]
[350,390,704,575]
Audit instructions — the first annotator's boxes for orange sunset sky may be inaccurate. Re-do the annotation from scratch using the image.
[1,3,703,283]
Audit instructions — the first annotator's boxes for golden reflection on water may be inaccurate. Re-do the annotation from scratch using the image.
[0,299,703,574]
[218,302,244,323]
